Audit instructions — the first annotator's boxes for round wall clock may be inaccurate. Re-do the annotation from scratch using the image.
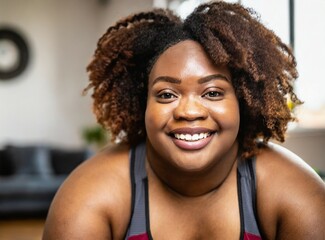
[0,28,29,80]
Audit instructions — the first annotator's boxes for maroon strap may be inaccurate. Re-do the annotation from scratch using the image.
[243,232,262,240]
[128,233,150,240]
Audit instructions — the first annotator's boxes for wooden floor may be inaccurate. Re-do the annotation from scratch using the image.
[0,219,45,240]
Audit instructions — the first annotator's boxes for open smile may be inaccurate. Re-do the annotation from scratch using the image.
[173,132,212,141]
[168,128,216,150]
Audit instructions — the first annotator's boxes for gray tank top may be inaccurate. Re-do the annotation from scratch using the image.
[125,142,263,240]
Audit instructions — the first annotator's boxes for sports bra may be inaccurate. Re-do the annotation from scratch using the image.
[125,142,263,240]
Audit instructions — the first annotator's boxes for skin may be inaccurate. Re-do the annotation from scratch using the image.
[43,40,325,240]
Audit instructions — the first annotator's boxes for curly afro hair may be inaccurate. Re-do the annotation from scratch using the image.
[86,1,301,158]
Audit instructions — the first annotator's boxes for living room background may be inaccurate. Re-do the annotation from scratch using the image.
[0,0,152,149]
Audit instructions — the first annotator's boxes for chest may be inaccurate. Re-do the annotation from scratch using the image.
[147,180,241,240]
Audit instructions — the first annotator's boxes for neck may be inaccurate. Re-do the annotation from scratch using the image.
[146,142,239,197]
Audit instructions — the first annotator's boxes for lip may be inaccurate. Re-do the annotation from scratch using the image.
[168,127,216,151]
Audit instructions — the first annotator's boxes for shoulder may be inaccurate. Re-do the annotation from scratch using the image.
[255,142,325,239]
[43,143,132,240]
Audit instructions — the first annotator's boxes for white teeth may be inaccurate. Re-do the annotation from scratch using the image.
[174,133,211,141]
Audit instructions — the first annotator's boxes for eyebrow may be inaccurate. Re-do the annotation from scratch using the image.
[152,76,181,86]
[151,74,229,86]
[198,74,229,84]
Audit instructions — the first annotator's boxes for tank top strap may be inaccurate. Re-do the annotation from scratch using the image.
[125,142,150,240]
[237,157,263,240]
[131,142,147,181]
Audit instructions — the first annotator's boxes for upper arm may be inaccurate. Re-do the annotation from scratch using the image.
[42,146,131,240]
[42,172,112,239]
[276,167,325,239]
[256,144,325,240]
[43,203,112,239]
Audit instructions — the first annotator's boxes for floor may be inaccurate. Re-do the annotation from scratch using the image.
[0,219,45,240]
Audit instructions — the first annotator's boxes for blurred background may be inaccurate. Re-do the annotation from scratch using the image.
[0,0,324,238]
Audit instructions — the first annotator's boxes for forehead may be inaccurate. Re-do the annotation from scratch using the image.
[149,40,231,80]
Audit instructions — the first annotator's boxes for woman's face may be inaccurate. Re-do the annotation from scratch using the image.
[145,40,240,172]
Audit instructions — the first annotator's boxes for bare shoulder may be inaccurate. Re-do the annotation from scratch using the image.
[43,143,131,240]
[255,142,325,239]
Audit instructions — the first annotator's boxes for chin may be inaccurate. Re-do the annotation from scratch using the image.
[161,141,225,173]
[170,148,220,171]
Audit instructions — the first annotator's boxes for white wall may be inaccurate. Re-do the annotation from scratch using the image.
[0,0,152,148]
[98,0,153,34]
[241,0,289,44]
[295,0,325,111]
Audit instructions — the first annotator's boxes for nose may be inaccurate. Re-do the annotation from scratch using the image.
[173,96,208,121]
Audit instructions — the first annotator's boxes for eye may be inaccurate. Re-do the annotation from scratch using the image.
[202,90,223,100]
[158,92,176,99]
[156,91,178,103]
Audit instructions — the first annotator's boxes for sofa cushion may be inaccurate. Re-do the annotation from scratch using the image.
[50,149,88,175]
[0,175,67,217]
[0,175,66,196]
[5,145,53,177]
[0,149,14,175]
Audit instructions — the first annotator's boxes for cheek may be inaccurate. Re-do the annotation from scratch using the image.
[145,99,171,134]
[210,100,240,129]
[145,91,178,117]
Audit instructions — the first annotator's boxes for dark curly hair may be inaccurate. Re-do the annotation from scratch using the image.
[86,1,301,158]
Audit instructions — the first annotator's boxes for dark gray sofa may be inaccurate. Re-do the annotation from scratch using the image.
[0,144,91,218]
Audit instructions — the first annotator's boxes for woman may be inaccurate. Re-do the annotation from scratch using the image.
[43,2,325,239]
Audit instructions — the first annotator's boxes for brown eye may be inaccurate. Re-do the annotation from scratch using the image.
[206,91,220,97]
[203,91,223,100]
[158,92,176,99]
[156,91,178,103]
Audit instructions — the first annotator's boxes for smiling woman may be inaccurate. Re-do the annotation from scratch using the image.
[43,2,325,240]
